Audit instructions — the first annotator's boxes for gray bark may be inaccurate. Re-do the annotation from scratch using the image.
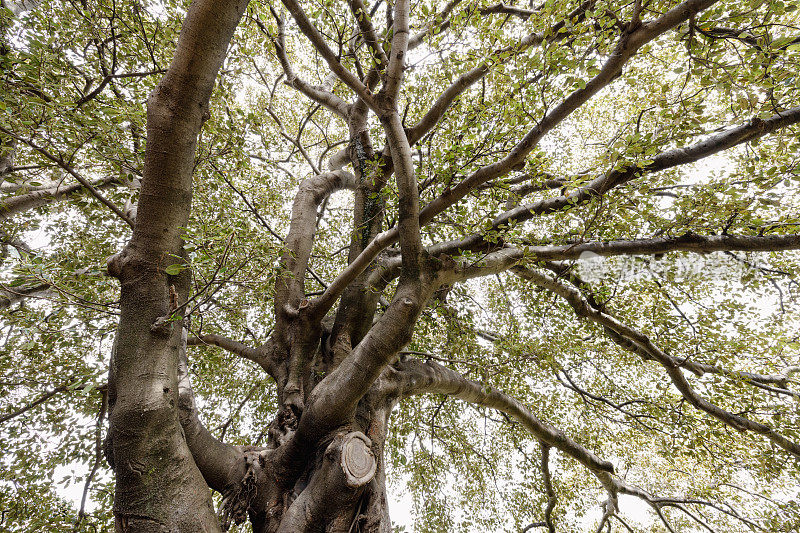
[106,0,249,529]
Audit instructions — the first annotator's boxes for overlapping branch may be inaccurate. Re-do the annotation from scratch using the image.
[408,0,597,146]
[417,0,721,231]
[308,0,723,312]
[512,265,800,457]
[491,106,800,233]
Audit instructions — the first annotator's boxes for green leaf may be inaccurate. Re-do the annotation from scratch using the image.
[165,264,184,276]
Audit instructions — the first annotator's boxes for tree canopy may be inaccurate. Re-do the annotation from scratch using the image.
[1,0,800,531]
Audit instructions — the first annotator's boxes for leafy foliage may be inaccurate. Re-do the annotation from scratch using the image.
[1,0,799,531]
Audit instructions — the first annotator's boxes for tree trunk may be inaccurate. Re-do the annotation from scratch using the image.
[106,0,248,529]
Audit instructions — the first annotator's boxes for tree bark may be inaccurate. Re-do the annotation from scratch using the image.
[106,0,249,530]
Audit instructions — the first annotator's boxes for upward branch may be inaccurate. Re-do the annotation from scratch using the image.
[311,0,723,310]
[433,106,800,256]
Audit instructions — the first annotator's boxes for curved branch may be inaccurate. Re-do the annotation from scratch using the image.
[274,277,437,485]
[512,265,800,457]
[178,329,248,493]
[275,169,357,316]
[187,333,278,377]
[383,356,616,477]
[540,443,557,533]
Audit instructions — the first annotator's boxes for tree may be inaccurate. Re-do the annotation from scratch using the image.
[1,0,800,530]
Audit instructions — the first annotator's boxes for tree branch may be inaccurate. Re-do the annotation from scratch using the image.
[1,175,120,217]
[383,356,616,477]
[408,0,463,50]
[431,107,800,256]
[178,329,249,494]
[0,127,134,227]
[275,169,357,316]
[187,333,277,376]
[408,0,597,146]
[0,385,69,424]
[0,281,51,310]
[280,0,377,108]
[263,11,351,119]
[348,0,388,72]
[523,233,800,261]
[512,265,800,457]
[416,0,721,232]
[311,0,723,306]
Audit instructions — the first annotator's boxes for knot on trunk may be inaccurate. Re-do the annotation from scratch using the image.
[339,431,376,488]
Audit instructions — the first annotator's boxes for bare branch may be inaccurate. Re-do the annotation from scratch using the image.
[540,443,557,533]
[178,329,249,494]
[381,0,409,102]
[187,333,273,373]
[75,389,107,528]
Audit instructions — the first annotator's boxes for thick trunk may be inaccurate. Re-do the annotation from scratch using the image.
[109,265,219,531]
[106,0,248,530]
[201,313,399,532]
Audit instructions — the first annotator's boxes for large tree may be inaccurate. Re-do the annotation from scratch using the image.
[2,0,800,531]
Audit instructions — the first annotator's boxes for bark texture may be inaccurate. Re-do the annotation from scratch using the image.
[106,0,249,530]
